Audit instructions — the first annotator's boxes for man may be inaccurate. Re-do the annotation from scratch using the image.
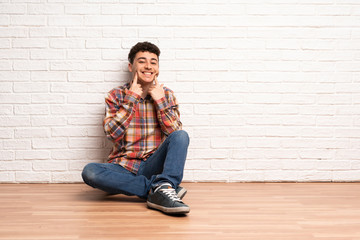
[82,42,190,215]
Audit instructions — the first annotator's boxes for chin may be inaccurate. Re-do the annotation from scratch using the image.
[139,78,154,84]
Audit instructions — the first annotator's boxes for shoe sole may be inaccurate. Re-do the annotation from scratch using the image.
[177,188,187,200]
[147,201,190,214]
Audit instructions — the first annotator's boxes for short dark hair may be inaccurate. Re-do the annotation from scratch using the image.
[128,41,161,64]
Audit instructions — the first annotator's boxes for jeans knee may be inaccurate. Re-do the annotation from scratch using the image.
[82,163,98,184]
[169,130,190,146]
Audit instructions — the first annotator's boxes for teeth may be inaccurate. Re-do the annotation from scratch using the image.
[144,72,152,75]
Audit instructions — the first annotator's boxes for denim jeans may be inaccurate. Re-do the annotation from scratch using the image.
[81,130,189,199]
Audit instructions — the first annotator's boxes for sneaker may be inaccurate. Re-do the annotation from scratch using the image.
[147,183,190,214]
[176,186,187,200]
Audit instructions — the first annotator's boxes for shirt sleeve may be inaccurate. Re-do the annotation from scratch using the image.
[103,88,141,142]
[154,89,182,136]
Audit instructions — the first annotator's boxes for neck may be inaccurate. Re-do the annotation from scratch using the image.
[139,81,152,99]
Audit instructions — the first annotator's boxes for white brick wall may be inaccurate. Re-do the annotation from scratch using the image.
[1,0,360,183]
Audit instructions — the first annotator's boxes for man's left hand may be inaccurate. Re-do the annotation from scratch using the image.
[149,75,165,101]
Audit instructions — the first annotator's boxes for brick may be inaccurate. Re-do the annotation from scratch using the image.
[86,149,109,160]
[16,172,51,183]
[50,39,85,49]
[103,27,137,37]
[0,116,30,127]
[247,138,281,148]
[31,116,66,127]
[0,128,13,139]
[50,83,84,93]
[50,61,86,71]
[15,128,50,138]
[193,149,229,159]
[67,50,101,60]
[0,82,12,93]
[0,172,15,183]
[48,16,83,26]
[51,172,82,183]
[102,49,128,60]
[0,161,32,171]
[69,160,89,171]
[51,127,87,137]
[0,105,13,115]
[299,150,334,159]
[32,137,68,149]
[31,71,67,82]
[211,160,245,171]
[0,94,31,104]
[85,61,122,71]
[16,150,50,160]
[65,5,100,14]
[101,5,136,14]
[0,150,15,160]
[31,50,65,60]
[211,138,246,149]
[4,140,31,150]
[11,16,46,26]
[0,15,9,25]
[84,16,122,26]
[247,160,281,170]
[228,170,265,182]
[332,171,360,181]
[51,150,85,160]
[0,49,29,59]
[139,28,173,38]
[138,5,171,15]
[68,137,104,149]
[0,60,11,70]
[66,28,102,38]
[33,161,67,171]
[13,60,48,70]
[263,170,299,182]
[68,116,103,125]
[30,27,65,37]
[67,93,103,104]
[0,27,27,37]
[86,39,122,49]
[51,104,104,116]
[282,160,316,170]
[31,94,65,104]
[27,4,64,14]
[14,82,49,93]
[157,16,227,27]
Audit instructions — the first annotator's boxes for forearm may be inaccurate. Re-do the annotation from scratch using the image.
[103,91,141,141]
[155,97,182,135]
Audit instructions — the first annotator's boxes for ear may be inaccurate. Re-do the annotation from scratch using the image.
[128,63,133,73]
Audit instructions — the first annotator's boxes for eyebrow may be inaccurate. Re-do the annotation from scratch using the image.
[137,57,158,62]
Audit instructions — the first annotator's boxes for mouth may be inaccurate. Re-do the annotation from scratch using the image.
[141,71,154,78]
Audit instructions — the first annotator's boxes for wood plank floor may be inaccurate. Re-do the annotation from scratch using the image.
[1,183,360,240]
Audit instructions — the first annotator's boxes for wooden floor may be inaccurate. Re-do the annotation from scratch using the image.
[1,183,360,240]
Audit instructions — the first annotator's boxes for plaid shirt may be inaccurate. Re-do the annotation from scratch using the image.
[103,83,182,174]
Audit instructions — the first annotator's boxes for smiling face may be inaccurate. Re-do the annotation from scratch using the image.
[128,51,159,84]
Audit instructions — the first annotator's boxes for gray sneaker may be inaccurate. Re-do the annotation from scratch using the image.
[176,186,187,200]
[147,183,190,214]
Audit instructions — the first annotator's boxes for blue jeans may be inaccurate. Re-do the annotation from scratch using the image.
[81,130,189,199]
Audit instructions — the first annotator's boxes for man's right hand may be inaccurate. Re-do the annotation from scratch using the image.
[129,71,143,96]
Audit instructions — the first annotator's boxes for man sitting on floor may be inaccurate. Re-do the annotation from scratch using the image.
[82,41,190,215]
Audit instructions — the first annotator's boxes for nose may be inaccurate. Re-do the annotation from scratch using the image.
[145,61,151,69]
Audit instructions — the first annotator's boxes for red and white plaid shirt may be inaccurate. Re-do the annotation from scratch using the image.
[103,83,182,174]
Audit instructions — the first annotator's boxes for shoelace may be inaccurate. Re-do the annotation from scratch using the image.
[160,188,183,203]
